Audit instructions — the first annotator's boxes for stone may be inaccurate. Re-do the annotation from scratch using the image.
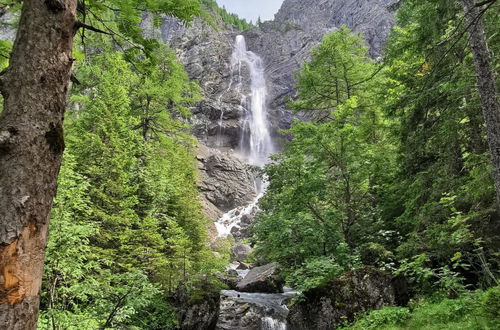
[240,214,253,224]
[231,244,252,262]
[216,290,291,330]
[237,262,252,270]
[236,263,284,293]
[197,144,257,219]
[287,267,402,330]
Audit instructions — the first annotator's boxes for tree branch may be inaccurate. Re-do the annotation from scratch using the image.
[74,21,111,35]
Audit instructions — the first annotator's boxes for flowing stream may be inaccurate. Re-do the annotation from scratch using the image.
[215,36,288,330]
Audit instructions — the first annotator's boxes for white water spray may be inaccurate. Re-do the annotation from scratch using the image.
[262,317,287,330]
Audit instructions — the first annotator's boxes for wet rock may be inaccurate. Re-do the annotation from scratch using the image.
[237,263,284,294]
[216,290,291,330]
[228,209,257,241]
[240,214,253,225]
[178,300,219,330]
[231,244,252,262]
[287,267,398,330]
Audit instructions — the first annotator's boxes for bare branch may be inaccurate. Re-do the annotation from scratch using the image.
[74,20,111,35]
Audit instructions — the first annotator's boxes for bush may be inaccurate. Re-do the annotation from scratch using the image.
[359,242,394,267]
[346,307,410,330]
[286,256,344,291]
[343,290,497,330]
[480,285,500,327]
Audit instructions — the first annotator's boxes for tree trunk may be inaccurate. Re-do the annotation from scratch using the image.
[0,0,77,328]
[461,0,500,207]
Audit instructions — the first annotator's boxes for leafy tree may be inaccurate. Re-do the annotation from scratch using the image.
[0,0,201,326]
[380,0,499,286]
[253,28,396,288]
[38,45,223,328]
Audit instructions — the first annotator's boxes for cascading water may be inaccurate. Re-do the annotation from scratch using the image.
[262,317,287,330]
[215,36,290,330]
[215,35,274,237]
[233,35,275,169]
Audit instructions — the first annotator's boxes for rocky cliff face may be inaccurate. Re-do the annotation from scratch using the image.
[244,0,397,123]
[274,0,397,56]
[148,0,397,222]
[142,15,258,222]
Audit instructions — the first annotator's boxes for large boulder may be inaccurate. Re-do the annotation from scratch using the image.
[236,263,284,293]
[287,267,400,330]
[196,145,257,220]
[231,244,252,262]
[172,276,221,330]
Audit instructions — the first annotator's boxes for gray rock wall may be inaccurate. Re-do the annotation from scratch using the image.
[244,0,397,128]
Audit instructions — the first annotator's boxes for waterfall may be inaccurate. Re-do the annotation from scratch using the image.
[262,317,287,330]
[215,35,292,330]
[215,35,274,237]
[232,35,274,169]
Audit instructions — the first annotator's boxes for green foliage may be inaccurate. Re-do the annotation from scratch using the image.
[343,306,411,330]
[0,40,11,69]
[79,0,200,57]
[253,0,499,297]
[40,41,222,329]
[344,290,497,330]
[253,27,396,289]
[286,256,344,292]
[291,26,376,112]
[378,0,500,289]
[395,253,468,297]
[480,285,500,325]
[358,242,394,269]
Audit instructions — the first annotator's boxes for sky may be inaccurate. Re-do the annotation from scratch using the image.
[216,0,285,23]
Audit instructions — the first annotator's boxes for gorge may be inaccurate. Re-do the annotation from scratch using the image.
[146,0,398,328]
[1,0,498,329]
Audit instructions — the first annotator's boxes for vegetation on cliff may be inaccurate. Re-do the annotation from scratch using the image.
[201,0,254,30]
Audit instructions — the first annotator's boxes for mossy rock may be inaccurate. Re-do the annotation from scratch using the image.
[287,267,400,330]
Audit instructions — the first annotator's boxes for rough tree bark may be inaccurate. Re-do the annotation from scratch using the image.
[0,0,77,328]
[461,0,500,207]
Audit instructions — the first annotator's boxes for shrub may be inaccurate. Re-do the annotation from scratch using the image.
[347,307,410,330]
[286,256,344,291]
[480,285,500,327]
